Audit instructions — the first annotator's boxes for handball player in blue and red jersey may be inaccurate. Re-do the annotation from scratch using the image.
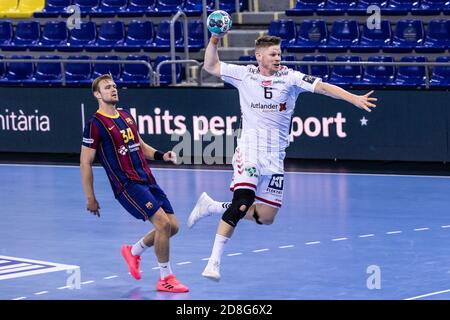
[80,74,188,293]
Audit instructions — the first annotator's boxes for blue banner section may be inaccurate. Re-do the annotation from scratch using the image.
[0,87,448,162]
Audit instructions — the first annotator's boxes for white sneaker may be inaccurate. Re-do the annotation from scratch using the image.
[202,260,221,282]
[187,192,214,229]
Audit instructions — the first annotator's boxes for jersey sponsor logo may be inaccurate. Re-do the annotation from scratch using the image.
[250,76,258,81]
[245,166,258,177]
[279,102,287,112]
[108,125,115,131]
[82,137,94,144]
[128,142,140,152]
[118,145,128,155]
[302,75,317,84]
[273,80,286,84]
[261,80,272,87]
[250,102,279,111]
[268,174,284,191]
[145,202,153,209]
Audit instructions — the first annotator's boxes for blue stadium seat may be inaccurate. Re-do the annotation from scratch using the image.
[187,20,205,51]
[359,56,395,87]
[316,0,357,15]
[285,0,326,15]
[351,20,391,52]
[391,56,427,88]
[282,55,298,70]
[215,0,243,14]
[146,20,183,52]
[383,0,419,15]
[148,0,184,16]
[268,20,296,50]
[286,20,328,52]
[416,20,450,53]
[65,55,92,84]
[383,20,424,53]
[347,0,388,14]
[7,21,41,51]
[412,0,445,14]
[120,0,156,16]
[239,55,257,61]
[73,0,100,15]
[154,55,182,85]
[3,55,35,84]
[92,55,121,79]
[0,21,13,50]
[319,20,359,52]
[35,55,62,85]
[34,0,72,17]
[91,0,128,17]
[328,55,363,87]
[119,55,152,86]
[115,20,154,52]
[87,21,125,52]
[59,21,97,51]
[184,0,214,16]
[32,21,68,51]
[298,55,330,81]
[430,56,450,88]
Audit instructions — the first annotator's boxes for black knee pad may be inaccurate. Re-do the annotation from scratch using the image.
[222,189,255,227]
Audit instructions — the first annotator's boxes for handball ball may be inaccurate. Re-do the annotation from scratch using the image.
[207,10,232,37]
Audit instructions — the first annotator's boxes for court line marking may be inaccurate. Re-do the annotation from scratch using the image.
[332,237,348,242]
[252,248,269,253]
[405,289,450,300]
[227,253,242,256]
[103,275,118,280]
[176,261,192,265]
[386,231,402,235]
[2,164,450,180]
[305,241,321,245]
[414,228,430,231]
[279,245,294,249]
[12,297,27,300]
[358,234,375,238]
[81,280,94,285]
[34,291,48,295]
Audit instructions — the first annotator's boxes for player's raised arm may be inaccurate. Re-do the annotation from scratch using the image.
[80,145,101,217]
[204,36,222,77]
[314,81,377,112]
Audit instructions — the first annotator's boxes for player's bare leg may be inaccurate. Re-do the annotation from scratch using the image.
[151,208,188,292]
[244,203,279,225]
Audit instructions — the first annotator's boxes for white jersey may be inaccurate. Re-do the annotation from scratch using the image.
[220,62,321,152]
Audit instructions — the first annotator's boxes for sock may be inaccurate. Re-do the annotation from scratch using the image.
[209,234,229,263]
[131,237,149,256]
[208,201,231,214]
[158,261,173,280]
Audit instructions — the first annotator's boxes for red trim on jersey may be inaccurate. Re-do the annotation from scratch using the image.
[255,196,282,208]
[230,183,257,191]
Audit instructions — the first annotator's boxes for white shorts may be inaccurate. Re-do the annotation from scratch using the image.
[229,146,285,208]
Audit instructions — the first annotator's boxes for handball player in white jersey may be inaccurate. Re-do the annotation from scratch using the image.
[188,35,377,281]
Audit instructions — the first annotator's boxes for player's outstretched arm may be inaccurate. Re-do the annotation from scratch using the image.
[80,146,100,217]
[314,81,377,112]
[203,36,221,77]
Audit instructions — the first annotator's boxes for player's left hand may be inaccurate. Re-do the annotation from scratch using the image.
[353,90,377,112]
[163,151,177,164]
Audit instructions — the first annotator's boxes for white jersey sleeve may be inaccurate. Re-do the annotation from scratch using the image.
[220,62,247,88]
[290,70,321,93]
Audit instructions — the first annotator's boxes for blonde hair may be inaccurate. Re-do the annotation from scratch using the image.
[92,74,113,93]
[255,35,281,50]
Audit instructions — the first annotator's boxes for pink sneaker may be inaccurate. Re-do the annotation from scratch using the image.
[156,274,189,293]
[121,245,141,280]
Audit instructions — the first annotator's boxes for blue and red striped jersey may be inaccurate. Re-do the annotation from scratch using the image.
[82,108,156,197]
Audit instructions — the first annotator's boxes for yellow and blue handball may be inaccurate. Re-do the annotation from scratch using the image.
[207,10,232,37]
